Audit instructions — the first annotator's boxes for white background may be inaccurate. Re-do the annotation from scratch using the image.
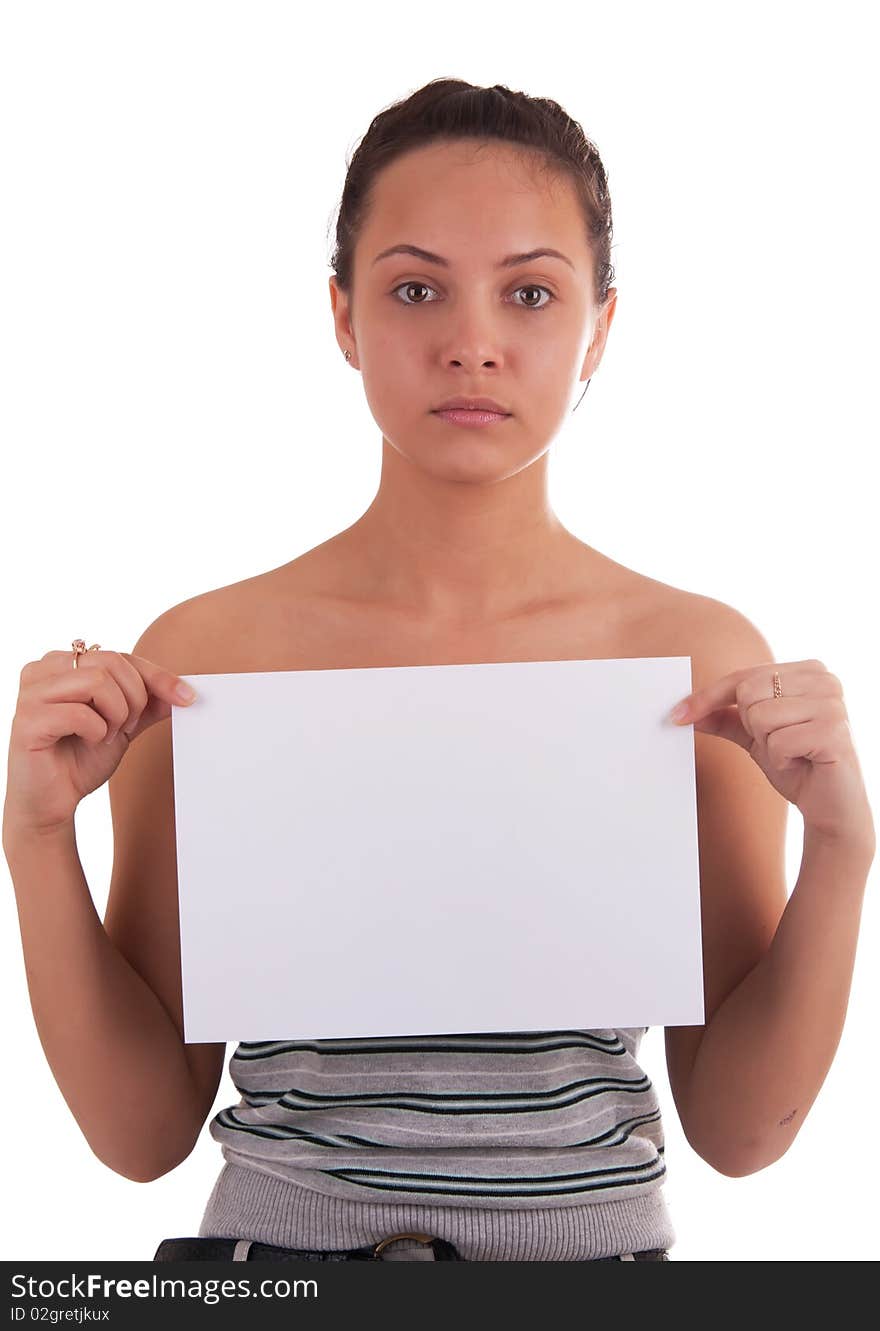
[1,0,877,1262]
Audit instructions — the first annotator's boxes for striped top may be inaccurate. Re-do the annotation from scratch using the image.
[206,1026,666,1209]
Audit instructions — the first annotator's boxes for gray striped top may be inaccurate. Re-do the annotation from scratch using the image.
[205,1026,667,1210]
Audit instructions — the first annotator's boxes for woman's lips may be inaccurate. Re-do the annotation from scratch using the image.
[432,408,512,427]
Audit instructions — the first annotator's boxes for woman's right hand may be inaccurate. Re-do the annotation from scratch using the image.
[3,649,198,839]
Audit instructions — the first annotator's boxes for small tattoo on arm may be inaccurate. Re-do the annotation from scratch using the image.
[778,1108,798,1126]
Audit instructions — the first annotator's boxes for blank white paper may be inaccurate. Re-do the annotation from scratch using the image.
[171,657,703,1041]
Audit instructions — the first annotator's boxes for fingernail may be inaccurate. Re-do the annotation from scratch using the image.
[175,682,196,702]
[669,701,688,722]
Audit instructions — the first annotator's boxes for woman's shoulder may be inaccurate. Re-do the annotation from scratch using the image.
[131,577,255,676]
[603,547,770,650]
[595,558,763,662]
[132,556,327,676]
[136,550,766,680]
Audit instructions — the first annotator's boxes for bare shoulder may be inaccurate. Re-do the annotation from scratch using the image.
[131,571,278,670]
[139,578,253,637]
[618,560,777,668]
[670,588,777,684]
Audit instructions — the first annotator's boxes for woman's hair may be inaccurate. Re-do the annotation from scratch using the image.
[328,78,615,317]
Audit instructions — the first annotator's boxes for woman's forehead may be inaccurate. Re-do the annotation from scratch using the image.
[361,148,586,262]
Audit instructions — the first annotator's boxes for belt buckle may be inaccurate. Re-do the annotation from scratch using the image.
[373,1231,438,1261]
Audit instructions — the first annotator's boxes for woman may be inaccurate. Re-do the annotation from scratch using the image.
[3,78,874,1263]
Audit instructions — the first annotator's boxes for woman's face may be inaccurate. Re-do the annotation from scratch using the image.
[330,139,616,485]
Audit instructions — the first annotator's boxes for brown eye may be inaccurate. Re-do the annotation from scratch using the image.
[516,286,553,309]
[392,282,435,305]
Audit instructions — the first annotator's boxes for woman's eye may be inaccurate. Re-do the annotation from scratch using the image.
[391,282,555,310]
[392,282,436,305]
[513,285,554,309]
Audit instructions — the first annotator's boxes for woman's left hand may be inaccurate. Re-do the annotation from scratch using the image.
[669,659,875,850]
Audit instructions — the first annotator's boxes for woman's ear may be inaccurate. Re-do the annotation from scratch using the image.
[329,277,356,359]
[582,288,618,379]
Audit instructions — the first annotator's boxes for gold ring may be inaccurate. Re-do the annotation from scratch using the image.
[772,671,782,699]
[72,639,101,669]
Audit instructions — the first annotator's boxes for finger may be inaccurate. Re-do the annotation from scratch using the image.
[119,652,198,738]
[690,705,753,750]
[670,666,759,724]
[16,696,117,750]
[71,650,151,742]
[24,665,133,745]
[767,714,849,767]
[97,652,151,739]
[745,694,843,749]
[671,659,823,725]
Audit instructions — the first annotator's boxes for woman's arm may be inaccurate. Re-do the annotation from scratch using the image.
[678,823,873,1176]
[665,607,875,1176]
[3,819,207,1182]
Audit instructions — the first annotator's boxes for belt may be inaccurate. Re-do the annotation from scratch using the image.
[155,1232,463,1262]
[154,1233,669,1262]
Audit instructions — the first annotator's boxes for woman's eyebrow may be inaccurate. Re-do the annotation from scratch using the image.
[371,243,575,270]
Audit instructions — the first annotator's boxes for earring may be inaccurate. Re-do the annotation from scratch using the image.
[572,377,591,412]
[344,350,352,362]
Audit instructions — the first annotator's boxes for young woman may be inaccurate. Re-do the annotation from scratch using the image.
[4,78,874,1264]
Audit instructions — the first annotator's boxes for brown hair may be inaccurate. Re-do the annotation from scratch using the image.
[328,78,615,317]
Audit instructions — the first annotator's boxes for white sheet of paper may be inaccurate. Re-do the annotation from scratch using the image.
[171,657,703,1041]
